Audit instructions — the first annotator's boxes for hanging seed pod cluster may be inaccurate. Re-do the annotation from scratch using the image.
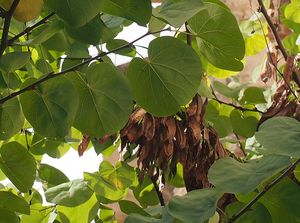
[120,95,228,191]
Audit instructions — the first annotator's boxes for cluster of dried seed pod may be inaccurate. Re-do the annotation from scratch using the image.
[120,95,227,191]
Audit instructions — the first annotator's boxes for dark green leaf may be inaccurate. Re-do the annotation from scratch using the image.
[241,87,266,104]
[38,164,69,188]
[127,36,202,116]
[167,188,219,223]
[119,200,150,217]
[208,155,291,194]
[0,142,36,192]
[106,39,136,57]
[154,0,204,27]
[44,0,104,27]
[103,0,152,26]
[0,52,31,72]
[189,2,245,71]
[0,96,24,140]
[0,208,18,223]
[20,77,79,138]
[0,191,29,214]
[67,63,133,137]
[45,179,93,207]
[256,117,300,157]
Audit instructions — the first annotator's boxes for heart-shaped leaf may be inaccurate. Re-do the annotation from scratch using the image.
[127,36,202,116]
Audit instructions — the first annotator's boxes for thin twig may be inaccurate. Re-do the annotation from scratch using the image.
[0,0,20,57]
[151,176,165,206]
[8,12,55,46]
[228,158,300,223]
[257,0,288,60]
[0,27,171,105]
[212,98,263,114]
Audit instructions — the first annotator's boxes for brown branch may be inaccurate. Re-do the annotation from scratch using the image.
[257,0,288,60]
[228,158,300,223]
[151,176,165,206]
[0,0,20,57]
[8,12,55,46]
[0,27,171,105]
[212,98,263,114]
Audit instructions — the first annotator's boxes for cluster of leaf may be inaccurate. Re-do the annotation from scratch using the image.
[0,0,299,222]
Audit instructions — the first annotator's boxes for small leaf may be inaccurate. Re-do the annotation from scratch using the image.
[119,200,150,217]
[0,142,36,192]
[106,39,136,57]
[256,117,300,157]
[38,164,69,188]
[208,155,291,194]
[0,191,30,214]
[167,188,219,223]
[0,52,31,72]
[45,179,93,207]
[127,36,202,116]
[241,87,266,104]
[154,0,204,27]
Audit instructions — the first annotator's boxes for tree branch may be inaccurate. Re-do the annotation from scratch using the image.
[212,98,263,114]
[151,176,165,206]
[0,0,20,57]
[0,27,171,104]
[257,0,288,60]
[228,158,300,223]
[8,12,55,46]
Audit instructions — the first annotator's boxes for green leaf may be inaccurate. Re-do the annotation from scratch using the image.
[260,178,300,223]
[0,52,31,72]
[45,179,93,207]
[241,87,266,104]
[285,0,300,24]
[106,39,136,57]
[188,2,245,71]
[99,205,115,223]
[0,191,29,214]
[0,208,18,223]
[57,193,99,223]
[125,214,160,223]
[66,15,105,45]
[119,200,150,217]
[295,164,300,181]
[44,0,104,27]
[20,77,79,138]
[103,0,152,26]
[226,202,272,223]
[208,155,291,194]
[20,204,53,223]
[85,161,136,201]
[127,36,202,116]
[0,96,24,140]
[256,117,300,157]
[154,0,204,27]
[230,109,260,138]
[167,188,219,223]
[38,164,69,188]
[67,63,133,137]
[0,142,36,192]
[213,81,243,99]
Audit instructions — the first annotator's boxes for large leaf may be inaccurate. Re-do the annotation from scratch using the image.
[0,142,36,192]
[67,63,133,137]
[260,178,300,223]
[255,117,300,157]
[44,0,104,27]
[0,96,24,140]
[188,1,245,71]
[0,208,18,223]
[38,164,69,188]
[154,0,204,27]
[20,77,79,138]
[208,155,291,194]
[45,179,93,207]
[127,36,202,116]
[103,0,152,26]
[167,188,219,223]
[0,191,29,215]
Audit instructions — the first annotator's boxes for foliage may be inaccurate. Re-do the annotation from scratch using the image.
[0,0,299,222]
